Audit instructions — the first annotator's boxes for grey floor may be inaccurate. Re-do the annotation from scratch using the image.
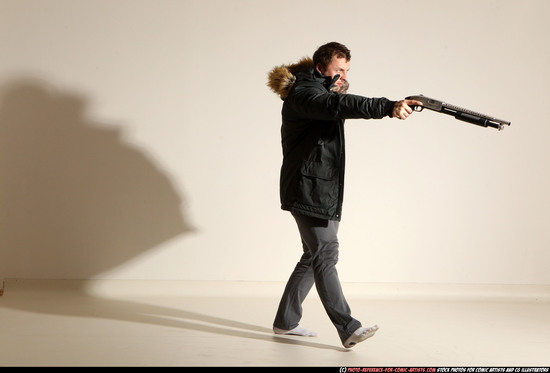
[0,279,549,367]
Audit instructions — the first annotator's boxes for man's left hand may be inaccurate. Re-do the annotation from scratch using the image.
[393,99,423,120]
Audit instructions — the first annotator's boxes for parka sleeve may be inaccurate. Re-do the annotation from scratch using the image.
[285,84,396,121]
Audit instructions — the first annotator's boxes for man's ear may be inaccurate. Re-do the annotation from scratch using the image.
[316,63,325,75]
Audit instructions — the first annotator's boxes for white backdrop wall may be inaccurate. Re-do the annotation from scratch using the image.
[1,0,548,284]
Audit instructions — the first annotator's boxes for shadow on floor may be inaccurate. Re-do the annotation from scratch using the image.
[0,280,348,352]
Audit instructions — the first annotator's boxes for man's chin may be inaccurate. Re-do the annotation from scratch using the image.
[330,80,349,94]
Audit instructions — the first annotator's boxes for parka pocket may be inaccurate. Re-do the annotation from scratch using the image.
[301,161,337,181]
[299,161,338,208]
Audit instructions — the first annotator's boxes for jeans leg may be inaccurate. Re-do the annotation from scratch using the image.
[292,214,362,343]
[273,240,315,330]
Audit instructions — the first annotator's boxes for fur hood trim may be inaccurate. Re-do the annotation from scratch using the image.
[267,57,314,100]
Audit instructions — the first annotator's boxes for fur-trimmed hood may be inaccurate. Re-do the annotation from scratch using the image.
[267,57,315,100]
[267,57,349,99]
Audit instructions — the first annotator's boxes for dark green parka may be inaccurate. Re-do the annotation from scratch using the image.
[268,58,396,221]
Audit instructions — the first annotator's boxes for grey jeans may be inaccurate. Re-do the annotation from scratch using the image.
[273,213,362,343]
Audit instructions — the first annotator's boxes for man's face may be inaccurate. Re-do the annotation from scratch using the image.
[317,56,350,91]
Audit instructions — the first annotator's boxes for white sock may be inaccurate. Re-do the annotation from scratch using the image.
[273,325,318,337]
[343,325,379,348]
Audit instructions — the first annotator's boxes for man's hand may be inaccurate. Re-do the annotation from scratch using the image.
[392,99,423,120]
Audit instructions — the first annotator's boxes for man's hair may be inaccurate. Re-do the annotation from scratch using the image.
[312,42,351,70]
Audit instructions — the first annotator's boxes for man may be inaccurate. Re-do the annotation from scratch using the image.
[267,42,422,348]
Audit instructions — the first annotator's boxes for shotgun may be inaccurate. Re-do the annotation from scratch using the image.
[406,94,511,131]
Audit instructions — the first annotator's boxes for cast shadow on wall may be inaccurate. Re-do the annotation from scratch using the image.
[0,79,348,351]
[0,77,194,279]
